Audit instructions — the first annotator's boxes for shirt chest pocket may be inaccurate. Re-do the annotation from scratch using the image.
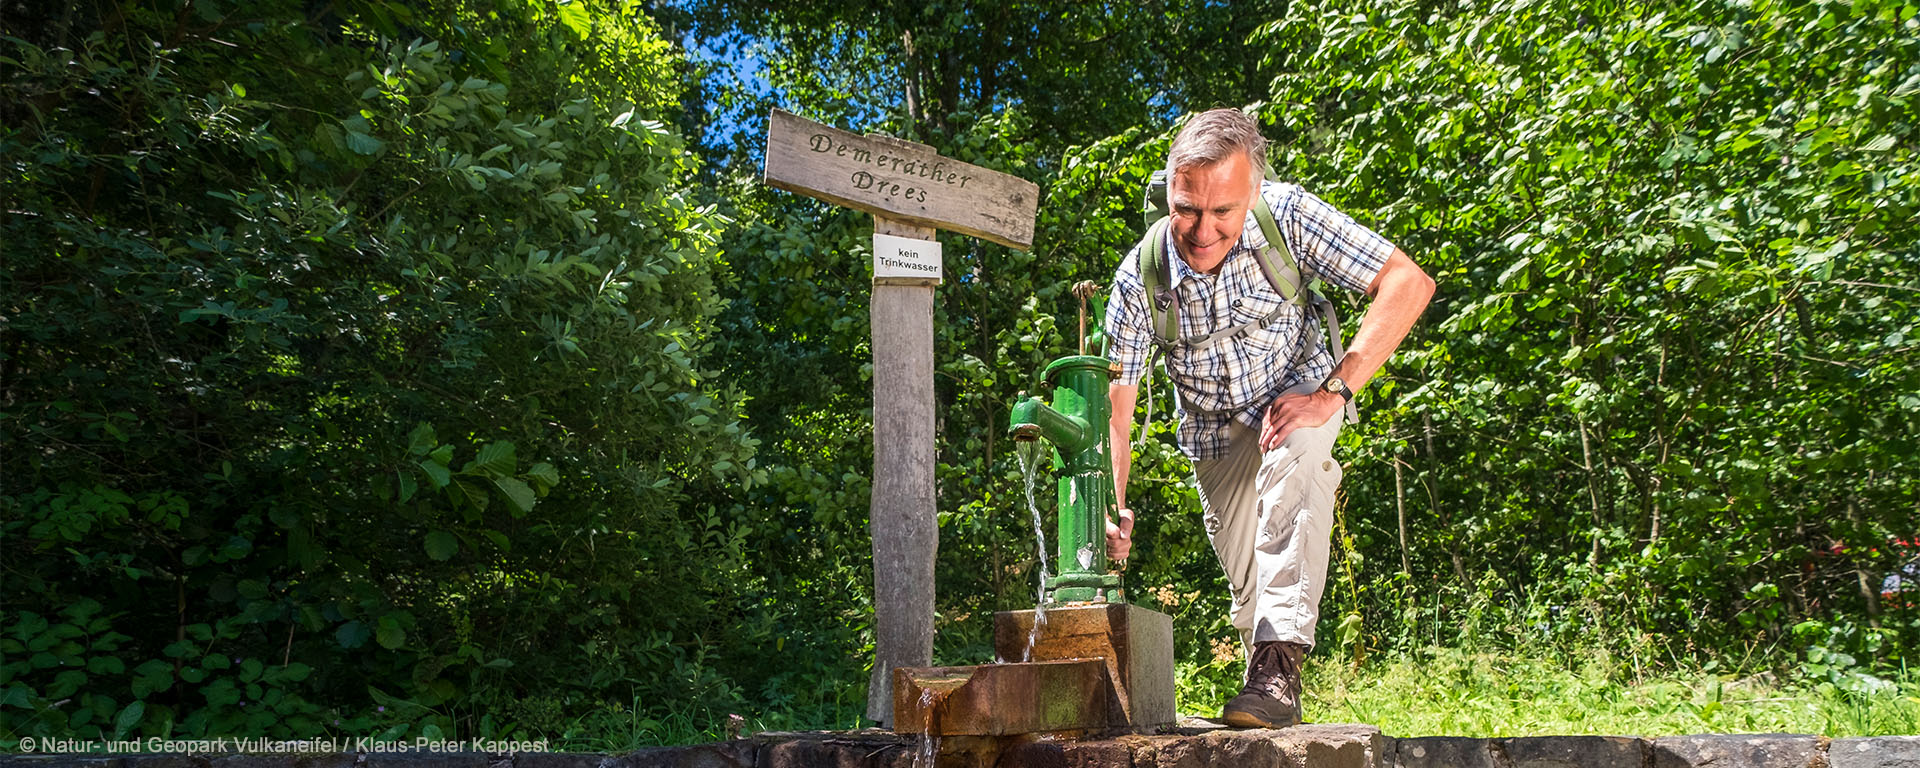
[1222,292,1296,358]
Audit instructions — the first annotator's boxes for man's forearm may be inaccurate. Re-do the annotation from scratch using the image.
[1108,382,1139,510]
[1329,249,1435,391]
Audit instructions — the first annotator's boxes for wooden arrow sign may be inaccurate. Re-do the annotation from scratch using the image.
[764,108,1038,250]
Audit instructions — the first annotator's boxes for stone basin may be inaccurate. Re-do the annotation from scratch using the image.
[891,658,1111,736]
[892,603,1175,737]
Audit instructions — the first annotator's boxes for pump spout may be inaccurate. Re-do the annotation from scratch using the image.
[1009,395,1094,455]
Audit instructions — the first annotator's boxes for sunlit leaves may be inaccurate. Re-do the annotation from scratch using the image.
[1253,0,1918,659]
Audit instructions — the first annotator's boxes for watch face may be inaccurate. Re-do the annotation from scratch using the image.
[1324,377,1345,393]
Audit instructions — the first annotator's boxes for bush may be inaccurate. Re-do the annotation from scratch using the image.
[1,0,761,741]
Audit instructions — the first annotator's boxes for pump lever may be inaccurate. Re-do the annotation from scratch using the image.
[1072,281,1102,356]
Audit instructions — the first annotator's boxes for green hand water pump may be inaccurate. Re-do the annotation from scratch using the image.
[1008,283,1126,604]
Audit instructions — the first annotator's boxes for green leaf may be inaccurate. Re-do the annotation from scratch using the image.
[492,477,536,516]
[129,660,169,697]
[418,459,452,489]
[424,531,458,561]
[524,462,559,492]
[268,506,299,529]
[336,621,371,649]
[49,669,87,699]
[113,700,144,738]
[454,479,490,512]
[407,423,438,455]
[344,130,384,155]
[375,617,405,650]
[557,2,592,39]
[288,525,322,570]
[1335,612,1363,646]
[217,535,252,561]
[468,440,516,476]
[87,656,126,675]
[1497,256,1532,289]
[201,678,239,708]
[10,612,47,641]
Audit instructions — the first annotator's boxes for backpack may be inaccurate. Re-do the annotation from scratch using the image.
[1132,170,1357,426]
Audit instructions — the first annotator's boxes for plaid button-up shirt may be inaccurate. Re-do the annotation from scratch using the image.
[1105,181,1396,460]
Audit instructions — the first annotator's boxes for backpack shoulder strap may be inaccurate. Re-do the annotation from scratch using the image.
[1136,217,1179,351]
[1130,215,1179,437]
[1251,183,1357,424]
[1249,188,1304,305]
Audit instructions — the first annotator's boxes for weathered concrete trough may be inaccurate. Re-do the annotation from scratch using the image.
[992,604,1175,732]
[892,659,1112,735]
[892,603,1176,736]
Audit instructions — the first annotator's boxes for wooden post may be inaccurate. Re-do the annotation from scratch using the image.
[763,109,1037,725]
[867,215,938,724]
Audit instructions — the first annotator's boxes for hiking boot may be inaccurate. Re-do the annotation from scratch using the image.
[1221,640,1304,728]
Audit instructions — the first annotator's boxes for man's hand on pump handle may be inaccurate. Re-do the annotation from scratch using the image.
[1107,508,1133,563]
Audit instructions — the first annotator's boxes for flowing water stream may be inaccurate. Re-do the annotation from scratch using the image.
[1015,440,1050,663]
[913,687,940,768]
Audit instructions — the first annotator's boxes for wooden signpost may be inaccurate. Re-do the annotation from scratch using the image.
[763,108,1038,725]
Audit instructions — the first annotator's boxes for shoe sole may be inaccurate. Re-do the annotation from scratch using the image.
[1220,709,1297,729]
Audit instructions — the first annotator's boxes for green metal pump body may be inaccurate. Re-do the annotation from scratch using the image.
[1009,355,1125,603]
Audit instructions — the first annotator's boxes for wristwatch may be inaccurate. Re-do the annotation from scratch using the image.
[1321,376,1354,402]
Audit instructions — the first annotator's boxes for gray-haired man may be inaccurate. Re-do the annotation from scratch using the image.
[1103,108,1435,728]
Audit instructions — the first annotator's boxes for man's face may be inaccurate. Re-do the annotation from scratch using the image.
[1167,153,1255,274]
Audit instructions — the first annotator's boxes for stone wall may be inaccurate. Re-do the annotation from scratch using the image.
[5,727,1917,768]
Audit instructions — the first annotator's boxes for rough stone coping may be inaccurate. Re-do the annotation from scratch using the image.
[4,731,1917,768]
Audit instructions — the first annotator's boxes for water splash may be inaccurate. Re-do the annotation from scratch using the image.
[914,687,940,768]
[1016,442,1050,662]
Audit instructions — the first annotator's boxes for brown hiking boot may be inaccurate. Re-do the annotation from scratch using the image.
[1220,641,1304,728]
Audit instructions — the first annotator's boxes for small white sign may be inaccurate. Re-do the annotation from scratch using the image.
[873,232,942,283]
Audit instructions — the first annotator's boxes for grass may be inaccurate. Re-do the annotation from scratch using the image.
[556,646,1920,749]
[1179,646,1920,737]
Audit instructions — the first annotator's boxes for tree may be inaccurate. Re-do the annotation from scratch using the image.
[1253,0,1919,662]
[2,0,766,740]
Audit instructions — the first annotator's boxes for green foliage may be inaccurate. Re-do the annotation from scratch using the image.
[1253,0,1920,669]
[3,0,1914,746]
[683,0,1919,726]
[667,0,1281,161]
[677,0,1291,682]
[1,0,763,743]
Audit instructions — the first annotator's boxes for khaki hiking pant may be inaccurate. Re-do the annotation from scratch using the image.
[1193,383,1344,654]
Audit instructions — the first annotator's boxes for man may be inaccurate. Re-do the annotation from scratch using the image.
[1103,109,1435,728]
